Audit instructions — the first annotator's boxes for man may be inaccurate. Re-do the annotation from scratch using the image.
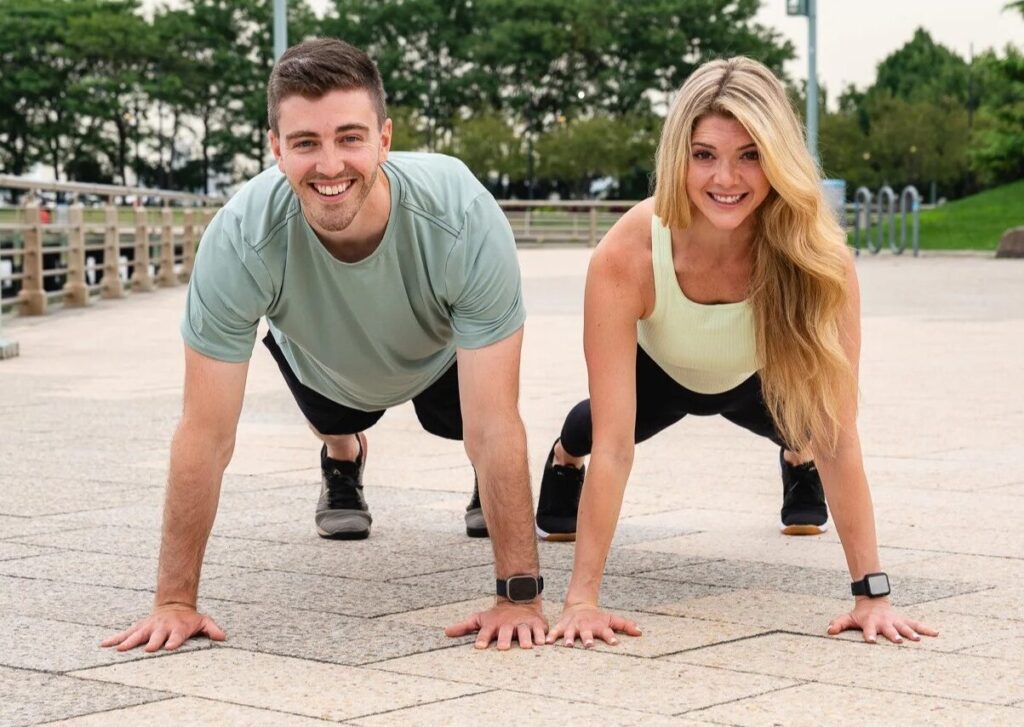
[102,38,546,653]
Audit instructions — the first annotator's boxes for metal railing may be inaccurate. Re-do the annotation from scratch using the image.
[498,200,635,246]
[0,177,221,329]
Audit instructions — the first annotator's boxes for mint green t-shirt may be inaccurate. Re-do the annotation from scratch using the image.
[181,152,525,411]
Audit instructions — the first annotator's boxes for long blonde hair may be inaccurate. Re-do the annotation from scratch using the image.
[653,57,853,454]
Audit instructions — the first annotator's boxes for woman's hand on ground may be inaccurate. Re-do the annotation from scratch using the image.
[101,604,226,652]
[828,598,938,644]
[546,602,642,648]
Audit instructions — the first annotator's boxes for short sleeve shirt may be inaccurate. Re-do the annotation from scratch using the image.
[181,152,525,410]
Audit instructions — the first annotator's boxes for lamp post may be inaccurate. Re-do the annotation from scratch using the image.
[274,0,287,60]
[787,0,818,163]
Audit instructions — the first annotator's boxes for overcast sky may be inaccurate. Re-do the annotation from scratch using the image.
[754,0,1024,95]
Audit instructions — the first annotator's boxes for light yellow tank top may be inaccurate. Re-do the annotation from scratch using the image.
[636,216,758,394]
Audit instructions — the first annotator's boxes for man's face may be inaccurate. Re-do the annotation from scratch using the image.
[269,88,392,235]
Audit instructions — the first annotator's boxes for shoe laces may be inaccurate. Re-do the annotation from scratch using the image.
[543,463,585,510]
[323,462,365,510]
[783,461,824,508]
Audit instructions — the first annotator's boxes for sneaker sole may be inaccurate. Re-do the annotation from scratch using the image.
[536,525,576,542]
[465,526,489,538]
[779,521,829,536]
[316,526,370,541]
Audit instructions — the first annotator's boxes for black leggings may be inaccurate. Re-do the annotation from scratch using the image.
[560,346,786,457]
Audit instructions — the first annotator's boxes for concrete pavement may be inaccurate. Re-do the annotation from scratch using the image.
[1,250,1023,725]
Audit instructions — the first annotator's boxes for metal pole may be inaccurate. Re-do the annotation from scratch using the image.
[806,0,818,163]
[274,0,287,60]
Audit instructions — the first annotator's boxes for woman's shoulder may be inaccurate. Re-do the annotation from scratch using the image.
[591,198,655,279]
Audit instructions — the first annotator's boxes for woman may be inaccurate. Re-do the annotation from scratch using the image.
[536,57,938,648]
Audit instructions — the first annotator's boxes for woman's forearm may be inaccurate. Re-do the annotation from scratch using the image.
[565,447,634,605]
[816,439,882,580]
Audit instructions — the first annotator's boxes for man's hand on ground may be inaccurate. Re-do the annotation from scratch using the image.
[444,600,548,650]
[101,604,226,652]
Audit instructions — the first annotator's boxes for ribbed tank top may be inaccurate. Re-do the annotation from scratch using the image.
[636,216,758,394]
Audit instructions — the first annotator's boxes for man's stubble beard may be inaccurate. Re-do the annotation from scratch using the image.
[308,163,380,233]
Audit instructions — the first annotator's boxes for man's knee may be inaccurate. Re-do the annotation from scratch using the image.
[414,407,463,441]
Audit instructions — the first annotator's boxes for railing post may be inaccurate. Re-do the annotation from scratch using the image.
[132,206,155,292]
[16,197,47,316]
[63,198,89,307]
[589,205,598,246]
[0,314,18,358]
[157,205,177,287]
[181,208,196,282]
[201,207,215,238]
[101,199,125,299]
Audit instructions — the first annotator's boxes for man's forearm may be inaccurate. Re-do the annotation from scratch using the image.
[154,422,232,608]
[469,422,539,580]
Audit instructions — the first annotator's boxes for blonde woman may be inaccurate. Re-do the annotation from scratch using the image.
[536,57,938,648]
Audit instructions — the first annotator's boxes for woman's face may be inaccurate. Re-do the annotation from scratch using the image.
[685,114,772,232]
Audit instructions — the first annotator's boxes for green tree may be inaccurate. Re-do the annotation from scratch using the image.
[324,0,482,150]
[444,110,524,193]
[535,114,655,197]
[969,46,1024,185]
[66,1,153,184]
[871,28,970,105]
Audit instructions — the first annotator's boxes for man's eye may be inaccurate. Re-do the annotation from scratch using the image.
[294,140,315,149]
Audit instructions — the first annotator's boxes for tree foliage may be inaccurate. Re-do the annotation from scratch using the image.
[3,1,1016,200]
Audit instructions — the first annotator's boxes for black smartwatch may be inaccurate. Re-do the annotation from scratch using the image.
[496,575,544,603]
[851,572,891,598]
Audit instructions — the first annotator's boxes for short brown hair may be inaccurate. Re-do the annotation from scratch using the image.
[267,38,387,133]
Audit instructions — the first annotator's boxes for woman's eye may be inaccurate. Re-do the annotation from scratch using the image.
[693,150,712,160]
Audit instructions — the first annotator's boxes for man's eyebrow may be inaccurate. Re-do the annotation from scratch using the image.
[284,123,370,142]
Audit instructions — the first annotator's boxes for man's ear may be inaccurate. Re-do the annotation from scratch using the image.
[378,117,393,163]
[268,129,284,171]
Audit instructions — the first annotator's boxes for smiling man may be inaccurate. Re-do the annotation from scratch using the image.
[102,38,545,653]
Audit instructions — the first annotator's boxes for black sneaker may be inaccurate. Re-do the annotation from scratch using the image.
[536,441,585,542]
[465,471,488,538]
[316,433,371,540]
[780,448,828,535]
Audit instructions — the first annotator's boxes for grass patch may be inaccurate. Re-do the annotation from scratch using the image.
[917,180,1024,251]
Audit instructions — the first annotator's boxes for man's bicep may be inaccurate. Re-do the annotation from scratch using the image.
[181,344,249,438]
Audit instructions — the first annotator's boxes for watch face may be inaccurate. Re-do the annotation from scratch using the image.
[866,573,890,595]
[506,576,538,602]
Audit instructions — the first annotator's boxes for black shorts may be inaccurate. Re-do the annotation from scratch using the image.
[559,345,786,457]
[262,333,464,440]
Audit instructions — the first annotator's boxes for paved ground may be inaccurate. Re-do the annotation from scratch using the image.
[1,250,1023,726]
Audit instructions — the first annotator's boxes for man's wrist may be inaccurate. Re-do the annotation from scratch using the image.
[154,594,198,610]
